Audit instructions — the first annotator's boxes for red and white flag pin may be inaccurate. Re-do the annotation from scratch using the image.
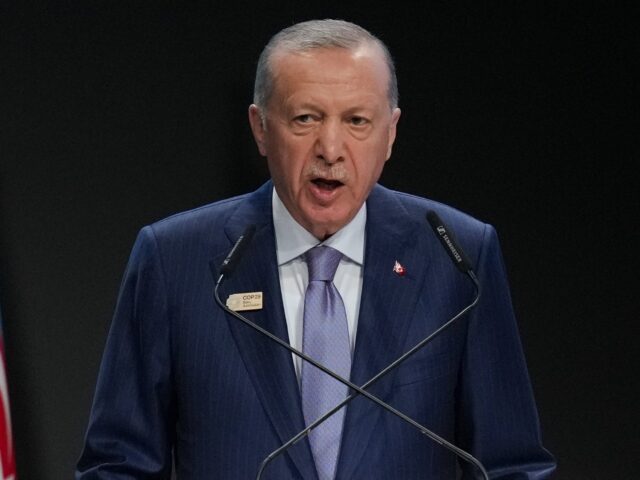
[393,260,406,276]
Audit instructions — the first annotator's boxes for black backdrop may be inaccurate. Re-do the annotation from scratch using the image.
[0,2,635,479]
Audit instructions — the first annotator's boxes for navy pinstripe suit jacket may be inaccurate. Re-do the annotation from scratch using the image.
[77,181,555,479]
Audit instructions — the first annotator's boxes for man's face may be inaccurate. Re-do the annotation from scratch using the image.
[249,44,401,239]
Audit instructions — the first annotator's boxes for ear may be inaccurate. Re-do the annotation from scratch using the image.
[248,104,268,157]
[385,107,401,161]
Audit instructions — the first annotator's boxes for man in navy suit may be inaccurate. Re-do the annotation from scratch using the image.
[77,19,555,479]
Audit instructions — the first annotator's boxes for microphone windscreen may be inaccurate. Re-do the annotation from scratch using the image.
[426,211,472,273]
[219,225,256,276]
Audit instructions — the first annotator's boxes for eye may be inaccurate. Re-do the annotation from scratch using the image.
[294,114,314,124]
[349,116,369,126]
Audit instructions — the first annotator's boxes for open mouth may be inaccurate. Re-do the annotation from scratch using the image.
[311,178,344,191]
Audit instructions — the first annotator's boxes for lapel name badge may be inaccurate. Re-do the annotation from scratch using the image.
[393,260,406,277]
[226,291,264,311]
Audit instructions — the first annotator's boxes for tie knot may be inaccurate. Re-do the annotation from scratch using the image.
[305,245,343,282]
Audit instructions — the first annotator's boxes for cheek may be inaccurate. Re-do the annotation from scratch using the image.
[352,148,387,190]
[269,143,309,189]
[286,141,315,173]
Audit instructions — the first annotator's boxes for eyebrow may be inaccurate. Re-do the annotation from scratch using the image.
[287,102,376,116]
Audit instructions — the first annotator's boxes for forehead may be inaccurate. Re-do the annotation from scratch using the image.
[269,45,390,104]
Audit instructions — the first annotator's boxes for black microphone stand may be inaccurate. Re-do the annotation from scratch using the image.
[254,271,486,480]
[213,219,489,480]
[213,269,487,480]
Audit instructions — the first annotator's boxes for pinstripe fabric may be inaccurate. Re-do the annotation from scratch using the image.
[77,181,555,479]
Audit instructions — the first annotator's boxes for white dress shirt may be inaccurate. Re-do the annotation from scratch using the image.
[272,188,366,379]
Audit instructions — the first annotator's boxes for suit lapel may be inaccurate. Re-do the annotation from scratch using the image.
[337,186,433,479]
[213,183,318,480]
[212,183,437,479]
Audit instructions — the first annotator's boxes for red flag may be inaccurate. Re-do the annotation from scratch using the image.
[0,308,16,480]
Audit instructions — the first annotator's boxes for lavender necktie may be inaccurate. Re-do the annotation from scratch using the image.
[301,245,351,480]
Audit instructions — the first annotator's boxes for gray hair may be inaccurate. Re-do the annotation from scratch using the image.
[253,19,399,113]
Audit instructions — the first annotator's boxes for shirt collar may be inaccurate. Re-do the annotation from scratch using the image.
[272,187,366,266]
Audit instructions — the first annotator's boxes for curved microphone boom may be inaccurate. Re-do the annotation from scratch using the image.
[257,212,486,479]
[212,218,488,480]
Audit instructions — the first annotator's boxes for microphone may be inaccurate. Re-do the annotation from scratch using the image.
[213,215,488,480]
[217,225,257,279]
[426,210,472,273]
[210,227,482,478]
[256,212,488,479]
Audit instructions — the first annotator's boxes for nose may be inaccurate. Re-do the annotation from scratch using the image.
[314,119,344,164]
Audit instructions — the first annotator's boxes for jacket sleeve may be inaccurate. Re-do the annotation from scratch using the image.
[76,226,176,479]
[457,224,556,479]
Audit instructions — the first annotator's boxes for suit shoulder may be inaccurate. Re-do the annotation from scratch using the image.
[148,192,249,241]
[380,186,491,238]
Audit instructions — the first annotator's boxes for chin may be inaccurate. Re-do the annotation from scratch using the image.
[301,201,357,233]
[311,217,350,238]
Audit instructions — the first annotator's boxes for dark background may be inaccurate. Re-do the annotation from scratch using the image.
[0,2,636,478]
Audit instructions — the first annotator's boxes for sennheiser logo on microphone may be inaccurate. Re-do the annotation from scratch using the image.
[427,211,473,274]
[437,227,463,265]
